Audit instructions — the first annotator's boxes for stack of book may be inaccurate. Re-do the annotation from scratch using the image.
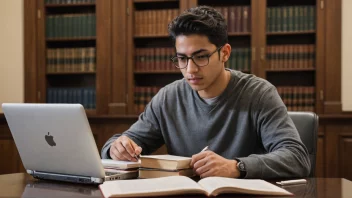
[101,159,140,179]
[139,155,195,179]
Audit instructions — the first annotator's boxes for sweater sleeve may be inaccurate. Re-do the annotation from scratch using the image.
[237,86,311,179]
[101,89,165,159]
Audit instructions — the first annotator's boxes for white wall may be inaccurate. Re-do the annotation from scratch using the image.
[342,0,352,111]
[0,0,24,113]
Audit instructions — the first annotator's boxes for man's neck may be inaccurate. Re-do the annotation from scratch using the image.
[198,69,231,99]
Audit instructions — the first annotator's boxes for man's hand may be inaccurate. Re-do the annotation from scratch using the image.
[190,150,240,178]
[110,135,142,162]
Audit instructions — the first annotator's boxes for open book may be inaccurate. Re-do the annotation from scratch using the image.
[99,176,293,197]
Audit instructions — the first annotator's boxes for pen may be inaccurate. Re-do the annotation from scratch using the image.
[134,154,141,161]
[276,179,307,185]
[201,146,209,152]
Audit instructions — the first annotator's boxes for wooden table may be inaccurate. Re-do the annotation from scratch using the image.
[0,173,351,197]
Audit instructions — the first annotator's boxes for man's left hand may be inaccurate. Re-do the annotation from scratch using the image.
[190,150,240,178]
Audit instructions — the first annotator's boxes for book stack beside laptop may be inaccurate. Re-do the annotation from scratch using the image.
[101,159,140,179]
[138,155,195,179]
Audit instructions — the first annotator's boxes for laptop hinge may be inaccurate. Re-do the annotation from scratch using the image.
[27,170,34,175]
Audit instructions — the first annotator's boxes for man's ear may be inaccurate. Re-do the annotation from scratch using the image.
[221,43,232,62]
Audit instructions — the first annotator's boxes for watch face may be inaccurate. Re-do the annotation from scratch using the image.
[238,162,246,171]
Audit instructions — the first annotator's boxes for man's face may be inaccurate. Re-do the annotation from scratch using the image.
[175,34,224,93]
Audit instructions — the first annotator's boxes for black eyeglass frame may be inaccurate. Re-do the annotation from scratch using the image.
[170,46,223,69]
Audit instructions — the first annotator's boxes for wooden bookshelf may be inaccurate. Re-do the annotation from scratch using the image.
[134,34,169,39]
[85,109,97,116]
[134,70,180,74]
[45,3,96,7]
[228,32,251,36]
[266,68,316,72]
[266,31,316,36]
[134,0,178,3]
[46,37,96,42]
[46,71,96,75]
[36,0,98,113]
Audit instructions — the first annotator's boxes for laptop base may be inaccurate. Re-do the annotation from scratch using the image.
[28,170,103,184]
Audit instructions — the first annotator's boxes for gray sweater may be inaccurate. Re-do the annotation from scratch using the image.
[101,70,310,179]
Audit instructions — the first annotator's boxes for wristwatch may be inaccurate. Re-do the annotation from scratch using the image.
[235,159,247,178]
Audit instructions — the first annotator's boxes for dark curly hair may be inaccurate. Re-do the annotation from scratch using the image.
[168,6,228,48]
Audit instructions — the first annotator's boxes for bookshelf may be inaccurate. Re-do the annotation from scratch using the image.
[125,0,320,114]
[37,0,98,115]
[24,0,327,117]
[127,0,184,114]
[263,0,321,113]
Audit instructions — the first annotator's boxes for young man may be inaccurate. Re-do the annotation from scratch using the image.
[101,6,310,179]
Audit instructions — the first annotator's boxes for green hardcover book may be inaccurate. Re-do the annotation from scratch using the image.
[52,15,57,38]
[299,6,304,31]
[89,14,94,37]
[92,14,96,37]
[310,6,315,31]
[303,6,309,31]
[68,15,73,38]
[76,14,81,37]
[70,15,75,38]
[85,14,90,37]
[288,7,293,31]
[72,15,78,38]
[282,7,288,32]
[294,6,299,31]
[46,16,51,38]
[80,14,85,37]
[61,15,66,38]
[271,7,276,32]
[88,14,92,37]
[271,7,277,32]
[57,15,62,38]
[276,7,282,32]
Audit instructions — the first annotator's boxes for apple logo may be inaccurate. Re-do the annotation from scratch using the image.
[45,132,56,147]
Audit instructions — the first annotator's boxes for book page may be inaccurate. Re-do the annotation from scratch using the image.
[198,177,292,196]
[101,159,140,169]
[141,155,191,161]
[99,176,206,197]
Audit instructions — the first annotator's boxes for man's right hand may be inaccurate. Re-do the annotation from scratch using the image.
[109,135,142,162]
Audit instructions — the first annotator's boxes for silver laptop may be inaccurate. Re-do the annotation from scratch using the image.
[2,103,137,184]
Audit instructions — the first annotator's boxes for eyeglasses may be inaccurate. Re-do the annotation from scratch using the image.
[170,46,223,69]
